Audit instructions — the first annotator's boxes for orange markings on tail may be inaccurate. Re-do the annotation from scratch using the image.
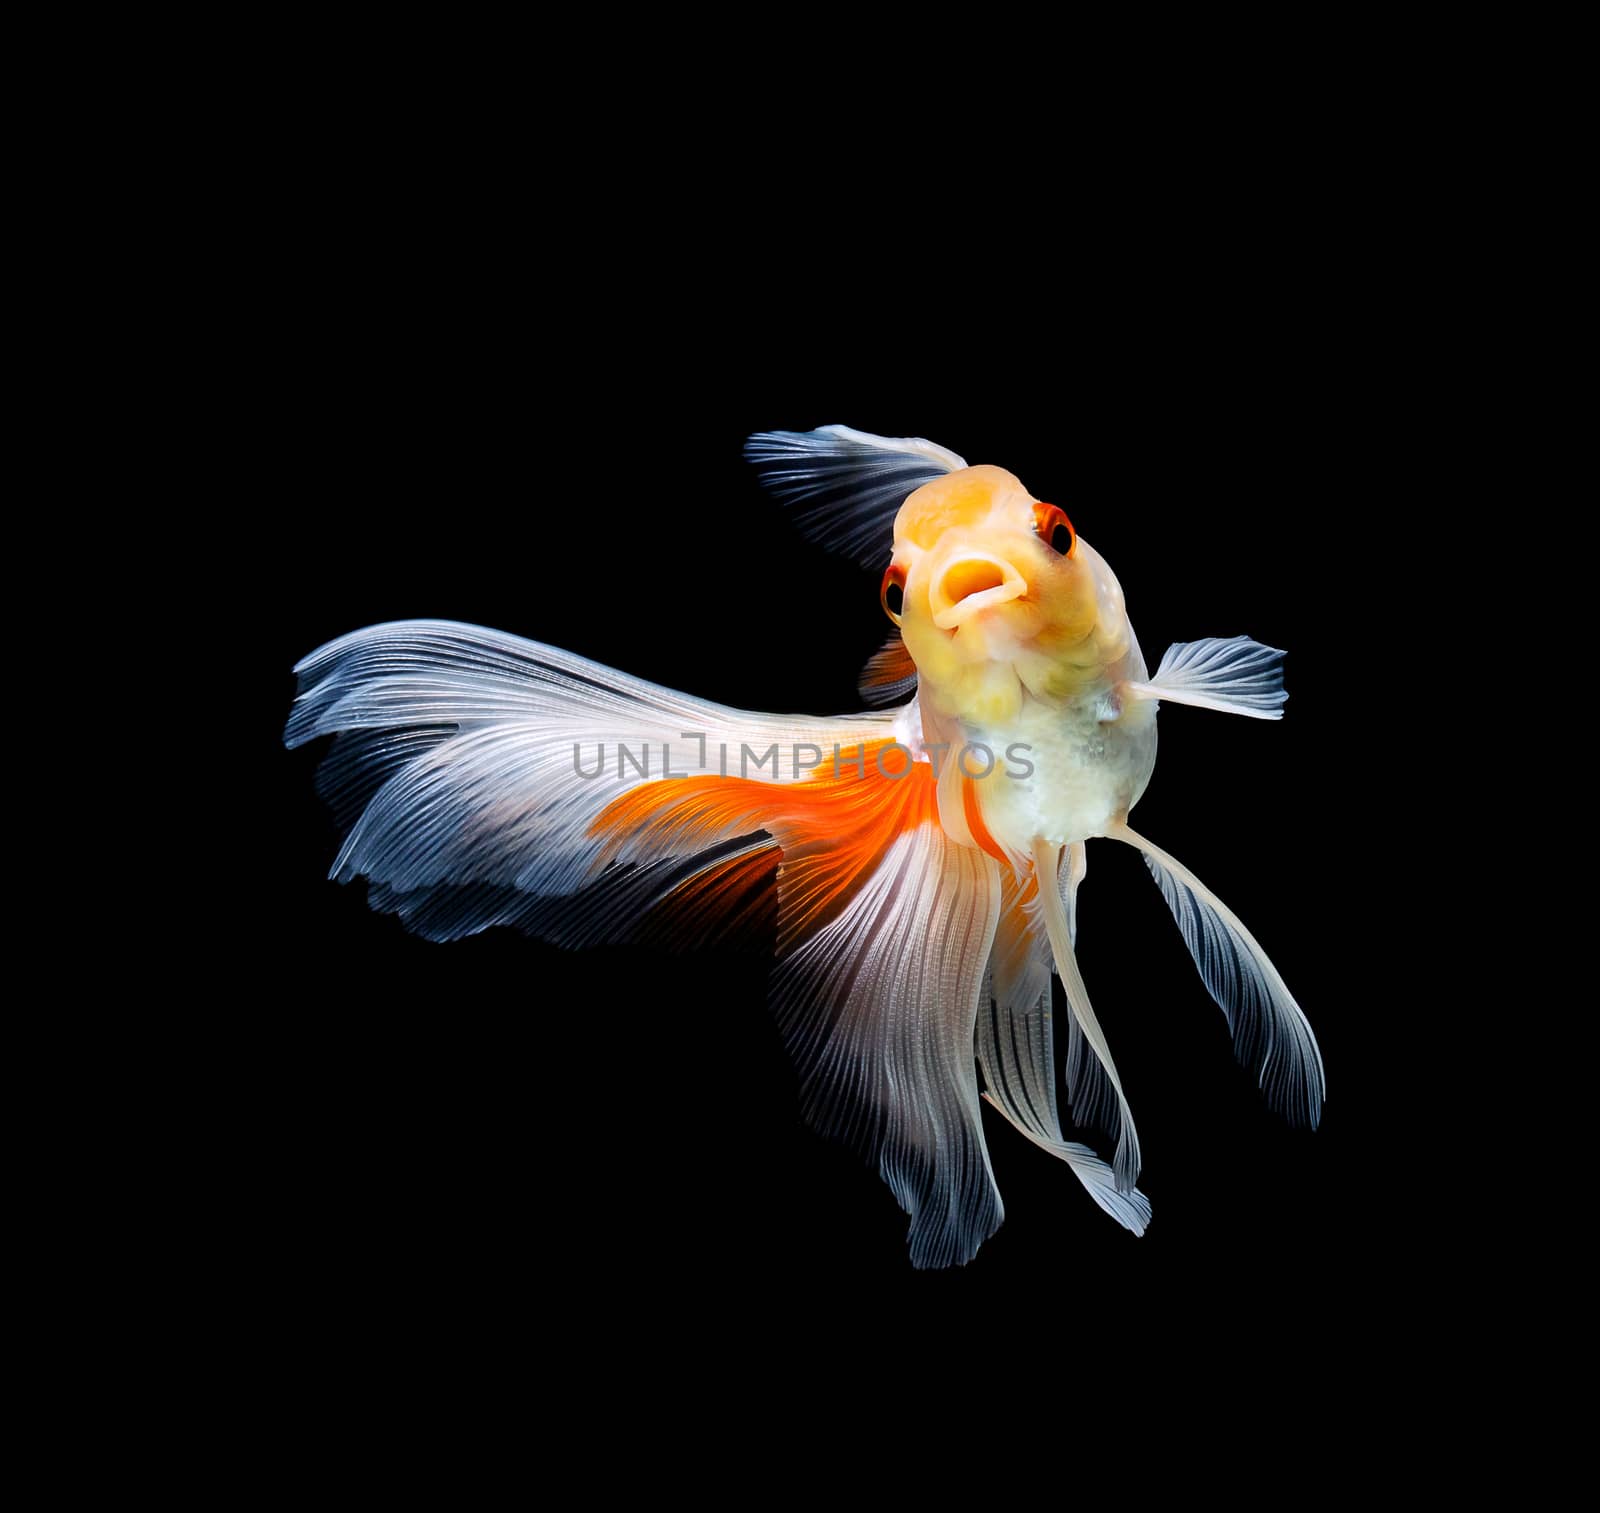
[592,739,938,952]
[636,843,781,952]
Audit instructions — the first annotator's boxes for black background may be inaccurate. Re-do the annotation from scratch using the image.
[249,349,1412,1341]
[227,142,1453,1364]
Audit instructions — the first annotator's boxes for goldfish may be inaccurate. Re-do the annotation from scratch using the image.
[285,424,1324,1268]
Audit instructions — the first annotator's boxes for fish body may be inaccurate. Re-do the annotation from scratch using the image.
[286,425,1324,1267]
[885,463,1158,854]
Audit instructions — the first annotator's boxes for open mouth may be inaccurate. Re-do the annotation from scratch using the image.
[932,554,1027,629]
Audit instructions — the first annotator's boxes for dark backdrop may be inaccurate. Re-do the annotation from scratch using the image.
[241,245,1421,1355]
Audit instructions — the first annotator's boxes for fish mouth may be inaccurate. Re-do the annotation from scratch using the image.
[931,554,1027,629]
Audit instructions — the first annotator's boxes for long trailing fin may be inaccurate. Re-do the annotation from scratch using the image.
[977,862,1150,1235]
[1062,840,1086,949]
[286,618,895,946]
[1112,822,1325,1129]
[772,798,1006,1268]
[289,627,1011,1267]
[597,751,1010,1265]
[1029,839,1142,1193]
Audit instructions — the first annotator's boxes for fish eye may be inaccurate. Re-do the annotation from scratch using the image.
[881,563,906,622]
[1034,502,1076,558]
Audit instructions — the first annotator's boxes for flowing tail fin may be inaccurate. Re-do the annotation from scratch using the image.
[285,618,893,946]
[1027,839,1143,1193]
[977,854,1151,1234]
[287,618,1009,1266]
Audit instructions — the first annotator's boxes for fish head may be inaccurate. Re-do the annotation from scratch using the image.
[884,465,1132,727]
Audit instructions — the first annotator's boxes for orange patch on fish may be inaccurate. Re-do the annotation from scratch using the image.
[592,739,937,951]
[962,775,1008,863]
[637,842,781,952]
[895,465,1019,549]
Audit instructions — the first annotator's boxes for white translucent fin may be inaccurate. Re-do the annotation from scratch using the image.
[362,836,778,950]
[977,863,1150,1235]
[744,424,967,567]
[1030,841,1142,1193]
[1054,842,1113,1147]
[1062,840,1086,949]
[1123,635,1287,719]
[982,1097,1153,1236]
[286,619,893,940]
[1113,823,1325,1129]
[983,871,1056,1131]
[773,826,1004,1269]
[1024,844,1126,1171]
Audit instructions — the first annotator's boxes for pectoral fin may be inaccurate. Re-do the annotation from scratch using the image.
[1123,635,1287,719]
[858,632,918,707]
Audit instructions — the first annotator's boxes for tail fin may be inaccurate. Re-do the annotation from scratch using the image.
[286,618,893,947]
[977,855,1151,1234]
[288,618,1010,1266]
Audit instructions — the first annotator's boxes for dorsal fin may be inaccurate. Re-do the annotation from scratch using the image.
[745,424,966,567]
